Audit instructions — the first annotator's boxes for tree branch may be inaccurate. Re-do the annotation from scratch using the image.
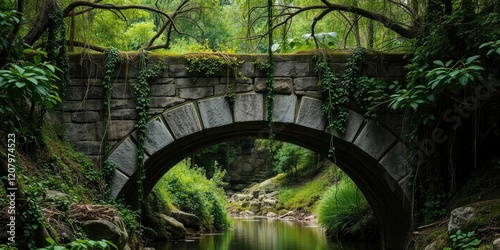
[320,0,418,38]
[23,1,182,46]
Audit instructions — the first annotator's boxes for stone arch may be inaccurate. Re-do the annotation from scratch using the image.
[108,93,412,249]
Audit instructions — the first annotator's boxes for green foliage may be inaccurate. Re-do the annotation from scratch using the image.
[102,47,119,197]
[480,40,500,56]
[315,48,375,156]
[0,49,61,129]
[422,192,451,224]
[38,237,118,250]
[274,143,317,181]
[157,161,231,231]
[186,54,243,105]
[276,165,334,212]
[131,50,167,209]
[0,243,17,250]
[0,9,19,50]
[317,177,376,239]
[193,141,239,179]
[443,230,481,250]
[19,176,48,249]
[391,55,484,125]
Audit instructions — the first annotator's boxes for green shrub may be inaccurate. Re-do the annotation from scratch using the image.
[156,161,231,231]
[443,230,481,250]
[317,178,377,240]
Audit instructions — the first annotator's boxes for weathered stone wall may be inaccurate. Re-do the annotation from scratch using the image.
[61,52,406,164]
[227,142,271,190]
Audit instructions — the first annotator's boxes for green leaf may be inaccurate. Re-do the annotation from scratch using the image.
[458,76,468,86]
[465,55,480,65]
[15,81,26,88]
[433,60,445,66]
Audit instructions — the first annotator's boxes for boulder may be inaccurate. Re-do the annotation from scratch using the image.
[81,218,128,249]
[45,190,71,201]
[493,238,500,250]
[448,206,476,234]
[266,212,277,217]
[265,191,279,198]
[170,210,200,231]
[264,199,277,208]
[144,213,187,241]
[157,214,187,240]
[279,211,295,218]
[233,193,252,201]
[240,210,255,217]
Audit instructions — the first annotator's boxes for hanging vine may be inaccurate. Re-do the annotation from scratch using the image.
[101,47,119,197]
[266,0,275,141]
[133,50,150,210]
[131,51,167,209]
[314,48,369,156]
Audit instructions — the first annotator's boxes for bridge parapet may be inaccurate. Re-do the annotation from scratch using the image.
[62,52,406,163]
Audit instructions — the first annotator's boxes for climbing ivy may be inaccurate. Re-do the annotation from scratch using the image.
[101,47,119,198]
[133,50,150,210]
[185,54,243,106]
[315,48,395,156]
[266,0,275,141]
[132,51,167,210]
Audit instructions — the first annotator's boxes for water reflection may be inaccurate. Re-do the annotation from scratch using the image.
[152,217,379,250]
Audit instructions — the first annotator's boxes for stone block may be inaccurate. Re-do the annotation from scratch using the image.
[66,86,103,100]
[240,61,255,77]
[71,111,100,123]
[132,117,174,155]
[197,96,233,129]
[272,95,297,123]
[274,62,309,76]
[110,169,129,198]
[163,103,202,138]
[154,77,175,84]
[215,84,253,95]
[112,82,135,99]
[379,142,410,182]
[108,138,144,176]
[176,77,218,87]
[255,78,292,94]
[67,78,102,86]
[150,97,185,109]
[294,91,322,98]
[65,123,98,141]
[65,100,103,111]
[293,77,318,91]
[219,76,253,84]
[107,120,136,141]
[110,109,137,120]
[169,64,188,77]
[69,62,94,79]
[331,110,364,143]
[110,99,136,110]
[296,97,326,131]
[353,121,396,160]
[73,141,101,155]
[179,87,214,99]
[234,93,264,122]
[150,84,175,97]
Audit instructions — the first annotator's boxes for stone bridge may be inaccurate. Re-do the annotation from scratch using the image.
[62,52,412,249]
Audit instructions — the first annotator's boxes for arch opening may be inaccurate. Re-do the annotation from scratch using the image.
[110,117,411,249]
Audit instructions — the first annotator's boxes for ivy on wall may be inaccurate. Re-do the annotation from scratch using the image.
[185,54,243,106]
[133,50,150,210]
[101,47,119,198]
[316,47,395,156]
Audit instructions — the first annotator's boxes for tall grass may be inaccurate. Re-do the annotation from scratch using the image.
[317,178,377,240]
[154,160,231,231]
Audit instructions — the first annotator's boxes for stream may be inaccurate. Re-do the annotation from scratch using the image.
[151,217,380,250]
